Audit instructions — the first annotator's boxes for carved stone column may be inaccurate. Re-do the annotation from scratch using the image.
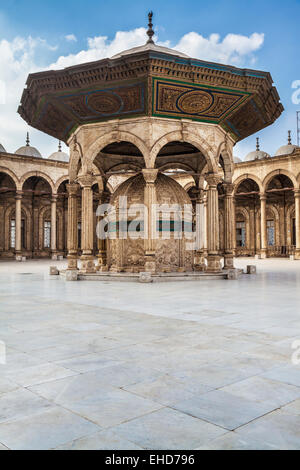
[206,174,221,272]
[96,190,108,271]
[51,194,58,260]
[260,193,267,259]
[223,183,235,269]
[66,183,79,270]
[294,189,300,259]
[142,169,158,273]
[79,174,95,273]
[194,189,206,271]
[15,191,23,261]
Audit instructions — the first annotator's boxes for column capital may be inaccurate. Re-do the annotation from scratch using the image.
[142,168,158,184]
[259,193,267,202]
[78,174,94,188]
[206,173,222,188]
[15,190,23,200]
[294,189,300,198]
[51,194,58,203]
[67,182,80,196]
[223,182,235,196]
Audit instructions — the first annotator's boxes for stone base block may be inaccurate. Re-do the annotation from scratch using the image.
[260,250,267,259]
[49,266,59,276]
[206,255,221,273]
[80,257,96,273]
[139,272,153,283]
[16,255,22,262]
[66,270,78,281]
[22,257,26,262]
[227,269,239,280]
[98,265,109,272]
[247,265,257,274]
[51,254,58,261]
[67,256,78,270]
[294,249,300,260]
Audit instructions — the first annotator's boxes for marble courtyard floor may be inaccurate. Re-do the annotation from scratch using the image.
[0,258,300,450]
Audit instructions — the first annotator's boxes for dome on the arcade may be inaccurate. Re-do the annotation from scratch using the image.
[275,131,300,157]
[245,138,270,161]
[15,133,41,158]
[48,142,69,162]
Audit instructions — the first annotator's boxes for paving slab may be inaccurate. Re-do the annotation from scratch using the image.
[0,407,100,450]
[112,407,226,450]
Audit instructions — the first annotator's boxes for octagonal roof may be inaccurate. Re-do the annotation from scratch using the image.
[18,15,283,144]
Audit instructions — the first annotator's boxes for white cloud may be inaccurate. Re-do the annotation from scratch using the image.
[51,27,148,69]
[0,27,265,157]
[65,34,77,42]
[174,32,264,65]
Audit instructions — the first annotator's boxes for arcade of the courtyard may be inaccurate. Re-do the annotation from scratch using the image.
[1,135,300,267]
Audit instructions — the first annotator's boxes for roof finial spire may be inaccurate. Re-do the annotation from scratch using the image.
[146,11,154,44]
[256,137,260,151]
[288,130,292,145]
[58,140,62,152]
[26,132,30,147]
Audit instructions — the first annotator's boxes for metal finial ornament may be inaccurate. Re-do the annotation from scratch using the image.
[256,137,260,151]
[58,140,62,152]
[146,11,154,44]
[288,130,292,145]
[26,132,30,146]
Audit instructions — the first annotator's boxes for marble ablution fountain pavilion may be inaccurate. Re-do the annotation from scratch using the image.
[17,14,283,280]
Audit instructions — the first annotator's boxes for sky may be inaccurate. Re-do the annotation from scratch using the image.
[0,0,300,159]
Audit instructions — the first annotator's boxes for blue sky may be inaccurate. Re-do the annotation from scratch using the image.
[0,0,300,158]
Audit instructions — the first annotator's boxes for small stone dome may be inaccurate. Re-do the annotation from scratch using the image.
[15,133,41,158]
[0,143,6,153]
[245,137,270,161]
[111,12,189,60]
[275,145,299,156]
[233,156,242,163]
[111,42,189,60]
[48,142,69,162]
[275,131,300,157]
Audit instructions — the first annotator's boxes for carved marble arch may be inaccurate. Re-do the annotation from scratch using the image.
[55,176,69,194]
[20,172,55,194]
[149,131,218,174]
[263,170,297,192]
[218,148,234,184]
[85,131,149,173]
[234,174,263,195]
[0,168,18,191]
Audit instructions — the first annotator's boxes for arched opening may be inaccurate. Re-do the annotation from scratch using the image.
[93,141,144,177]
[57,180,69,255]
[266,174,294,256]
[0,172,17,257]
[22,176,53,258]
[235,178,260,256]
[155,142,207,181]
